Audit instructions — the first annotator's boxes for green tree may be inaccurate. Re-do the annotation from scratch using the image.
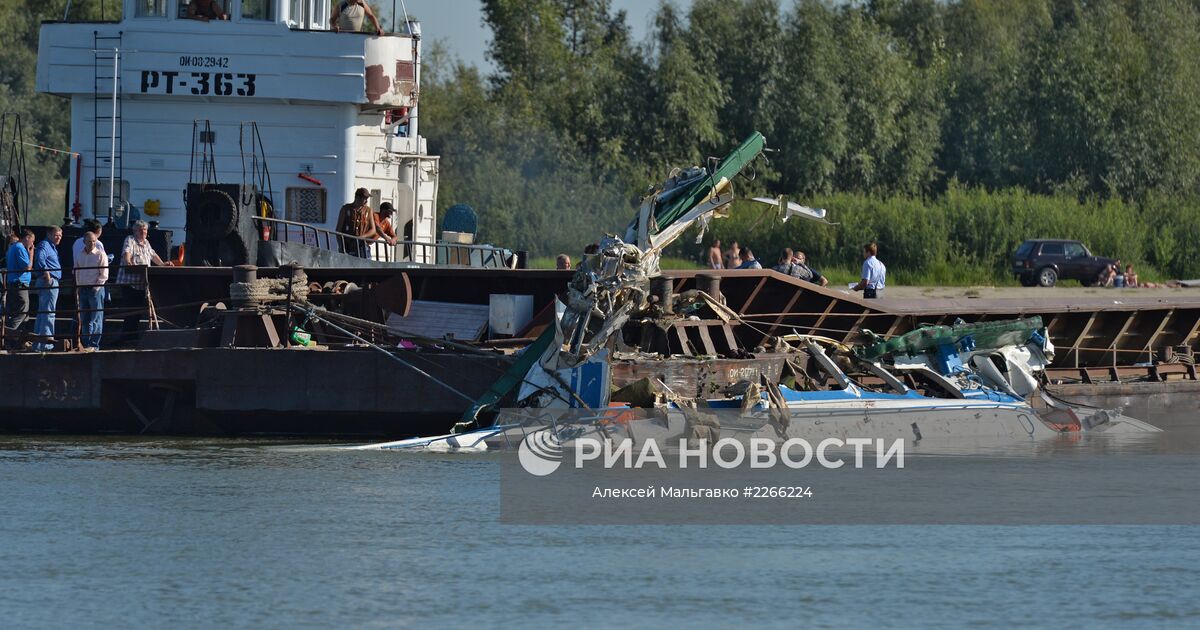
[771,0,847,195]
[939,0,1051,189]
[641,2,726,167]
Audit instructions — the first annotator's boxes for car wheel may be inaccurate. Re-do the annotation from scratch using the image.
[1019,274,1037,287]
[1037,267,1057,288]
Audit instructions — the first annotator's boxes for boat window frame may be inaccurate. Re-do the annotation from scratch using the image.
[176,0,229,21]
[133,0,171,19]
[238,0,276,22]
[285,0,327,29]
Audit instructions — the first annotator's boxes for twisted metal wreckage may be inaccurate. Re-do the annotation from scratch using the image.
[351,133,1158,452]
[459,132,773,424]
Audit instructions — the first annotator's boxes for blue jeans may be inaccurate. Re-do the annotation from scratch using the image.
[78,287,105,349]
[33,278,59,351]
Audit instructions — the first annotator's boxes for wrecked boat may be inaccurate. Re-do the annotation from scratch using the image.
[352,133,1157,452]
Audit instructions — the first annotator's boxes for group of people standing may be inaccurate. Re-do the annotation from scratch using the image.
[707,239,765,271]
[706,239,887,298]
[2,219,170,352]
[335,188,402,258]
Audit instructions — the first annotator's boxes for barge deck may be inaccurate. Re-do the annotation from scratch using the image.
[1,266,1196,437]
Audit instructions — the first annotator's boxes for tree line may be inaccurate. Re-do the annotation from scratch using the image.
[4,1,1200,279]
[424,0,1200,279]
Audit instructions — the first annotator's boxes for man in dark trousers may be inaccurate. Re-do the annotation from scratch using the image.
[851,242,887,299]
[5,229,35,349]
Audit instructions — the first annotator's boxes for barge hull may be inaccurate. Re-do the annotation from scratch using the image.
[0,349,508,438]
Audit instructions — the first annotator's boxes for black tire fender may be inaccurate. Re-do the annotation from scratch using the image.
[187,188,238,240]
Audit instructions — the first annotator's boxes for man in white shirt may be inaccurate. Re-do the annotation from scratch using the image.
[74,231,109,349]
[72,219,107,260]
[852,242,886,299]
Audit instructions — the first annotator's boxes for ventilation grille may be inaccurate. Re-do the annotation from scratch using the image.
[286,187,327,223]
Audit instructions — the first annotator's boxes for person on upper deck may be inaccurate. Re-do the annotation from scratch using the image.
[331,0,385,36]
[374,202,397,246]
[187,0,229,21]
[336,188,379,258]
[391,107,411,137]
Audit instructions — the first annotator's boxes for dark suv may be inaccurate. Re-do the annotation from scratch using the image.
[1012,239,1116,287]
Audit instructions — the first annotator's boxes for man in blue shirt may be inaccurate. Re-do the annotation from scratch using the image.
[5,229,35,346]
[852,241,887,299]
[32,226,63,351]
[736,247,762,269]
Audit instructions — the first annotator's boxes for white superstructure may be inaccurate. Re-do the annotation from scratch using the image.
[36,0,438,259]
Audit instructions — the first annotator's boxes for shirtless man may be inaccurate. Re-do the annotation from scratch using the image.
[707,240,723,269]
[187,0,229,21]
[336,188,379,257]
[724,240,742,270]
[331,0,385,36]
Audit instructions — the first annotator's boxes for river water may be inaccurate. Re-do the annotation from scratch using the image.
[2,410,1199,628]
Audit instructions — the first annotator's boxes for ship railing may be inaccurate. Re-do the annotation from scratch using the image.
[255,216,516,268]
[1,263,157,351]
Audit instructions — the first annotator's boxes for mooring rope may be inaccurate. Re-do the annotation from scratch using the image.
[290,303,477,403]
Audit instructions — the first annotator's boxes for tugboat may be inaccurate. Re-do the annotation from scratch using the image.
[37,0,509,267]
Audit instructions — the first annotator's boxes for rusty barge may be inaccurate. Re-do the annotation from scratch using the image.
[1,263,1196,437]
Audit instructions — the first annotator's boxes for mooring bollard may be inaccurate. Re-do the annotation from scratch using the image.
[231,265,258,308]
[233,264,257,285]
[696,273,722,303]
[651,275,674,315]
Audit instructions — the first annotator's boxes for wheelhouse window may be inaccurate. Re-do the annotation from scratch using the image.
[179,0,228,20]
[287,0,328,29]
[241,0,275,21]
[287,0,308,27]
[135,0,168,17]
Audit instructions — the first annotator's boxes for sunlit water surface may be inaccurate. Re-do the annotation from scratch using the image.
[2,408,1199,628]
